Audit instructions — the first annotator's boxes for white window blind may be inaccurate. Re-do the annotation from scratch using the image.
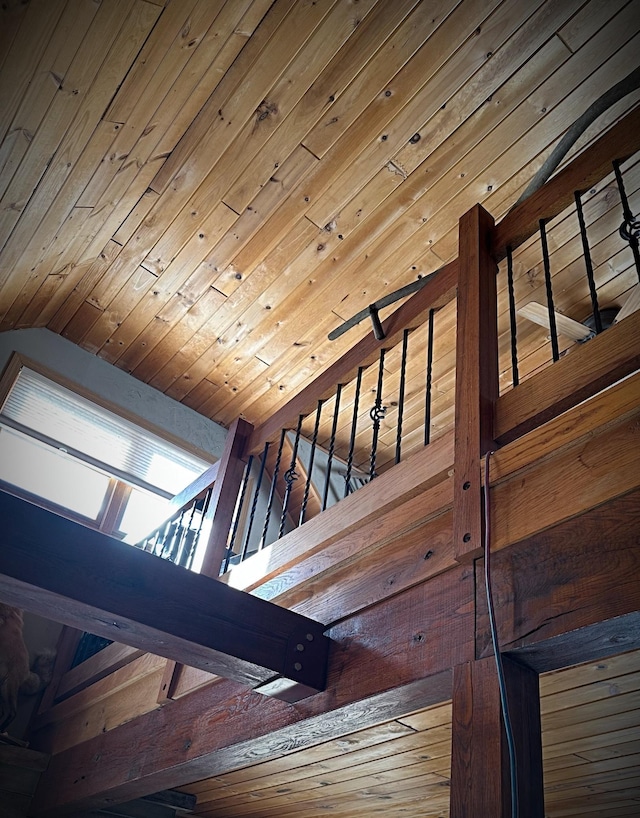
[1,367,211,496]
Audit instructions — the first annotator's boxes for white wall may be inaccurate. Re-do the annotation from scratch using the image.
[0,328,227,459]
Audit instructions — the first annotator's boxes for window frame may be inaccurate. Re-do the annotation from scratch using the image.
[0,353,214,540]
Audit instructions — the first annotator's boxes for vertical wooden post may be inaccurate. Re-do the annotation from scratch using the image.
[450,656,544,818]
[454,204,498,561]
[199,416,253,578]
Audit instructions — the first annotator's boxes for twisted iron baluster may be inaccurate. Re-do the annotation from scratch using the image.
[574,190,602,334]
[506,247,519,387]
[259,428,286,550]
[424,308,435,446]
[322,384,342,511]
[344,367,364,497]
[613,159,640,282]
[395,329,410,465]
[300,401,323,525]
[369,348,387,480]
[278,415,303,539]
[240,443,270,561]
[539,219,560,362]
[222,455,253,573]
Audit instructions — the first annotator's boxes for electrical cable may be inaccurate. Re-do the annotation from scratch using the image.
[484,450,519,818]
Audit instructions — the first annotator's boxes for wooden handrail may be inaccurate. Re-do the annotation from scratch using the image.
[245,258,459,456]
[492,106,640,261]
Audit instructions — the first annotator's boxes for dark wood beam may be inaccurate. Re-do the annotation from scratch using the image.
[0,491,328,698]
[30,564,474,816]
[454,204,498,562]
[476,488,640,667]
[450,656,543,818]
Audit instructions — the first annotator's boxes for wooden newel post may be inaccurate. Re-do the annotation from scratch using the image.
[450,656,544,817]
[454,204,498,562]
[199,416,254,578]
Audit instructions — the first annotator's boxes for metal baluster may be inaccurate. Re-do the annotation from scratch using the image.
[344,367,364,497]
[613,159,640,282]
[177,498,199,567]
[240,443,269,561]
[539,219,560,362]
[322,384,342,511]
[369,348,387,480]
[395,329,410,465]
[222,455,253,573]
[278,415,303,539]
[185,489,211,571]
[574,190,602,334]
[424,309,435,446]
[506,247,520,387]
[300,401,323,525]
[259,428,286,550]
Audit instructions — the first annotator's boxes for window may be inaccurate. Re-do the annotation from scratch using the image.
[0,356,213,544]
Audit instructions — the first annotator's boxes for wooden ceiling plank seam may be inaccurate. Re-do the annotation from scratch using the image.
[77,0,247,211]
[304,0,554,229]
[0,0,100,200]
[0,0,68,144]
[112,188,159,246]
[5,123,125,330]
[541,651,640,697]
[62,299,104,345]
[221,0,423,217]
[556,0,633,54]
[98,200,238,365]
[48,239,122,334]
[90,0,336,337]
[301,0,470,163]
[102,0,208,125]
[0,0,160,323]
[137,217,319,388]
[195,13,624,408]
[134,0,365,284]
[80,266,159,353]
[0,0,143,270]
[329,18,640,324]
[149,0,301,195]
[0,0,31,77]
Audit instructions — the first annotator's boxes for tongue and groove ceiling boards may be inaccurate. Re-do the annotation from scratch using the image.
[0,0,639,459]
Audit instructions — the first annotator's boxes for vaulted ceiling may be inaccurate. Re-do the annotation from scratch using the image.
[1,0,639,447]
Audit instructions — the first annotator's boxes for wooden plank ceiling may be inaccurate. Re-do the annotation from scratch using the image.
[0,0,639,466]
[177,649,640,818]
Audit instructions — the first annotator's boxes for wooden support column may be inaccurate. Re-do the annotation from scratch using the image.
[199,416,253,577]
[454,204,498,561]
[451,656,544,818]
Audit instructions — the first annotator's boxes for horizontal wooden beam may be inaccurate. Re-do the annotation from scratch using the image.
[246,259,458,455]
[492,106,640,261]
[476,489,640,669]
[31,561,473,816]
[0,491,328,698]
[494,308,640,445]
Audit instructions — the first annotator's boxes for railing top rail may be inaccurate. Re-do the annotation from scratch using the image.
[492,106,640,263]
[245,258,458,457]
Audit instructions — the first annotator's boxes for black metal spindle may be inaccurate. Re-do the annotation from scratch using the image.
[395,329,410,465]
[506,247,520,387]
[344,367,364,497]
[574,190,602,334]
[278,415,303,539]
[259,428,286,550]
[369,348,387,480]
[222,455,253,573]
[613,159,640,282]
[177,498,199,567]
[240,443,269,561]
[424,308,435,445]
[322,383,342,511]
[300,401,323,525]
[539,219,560,362]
